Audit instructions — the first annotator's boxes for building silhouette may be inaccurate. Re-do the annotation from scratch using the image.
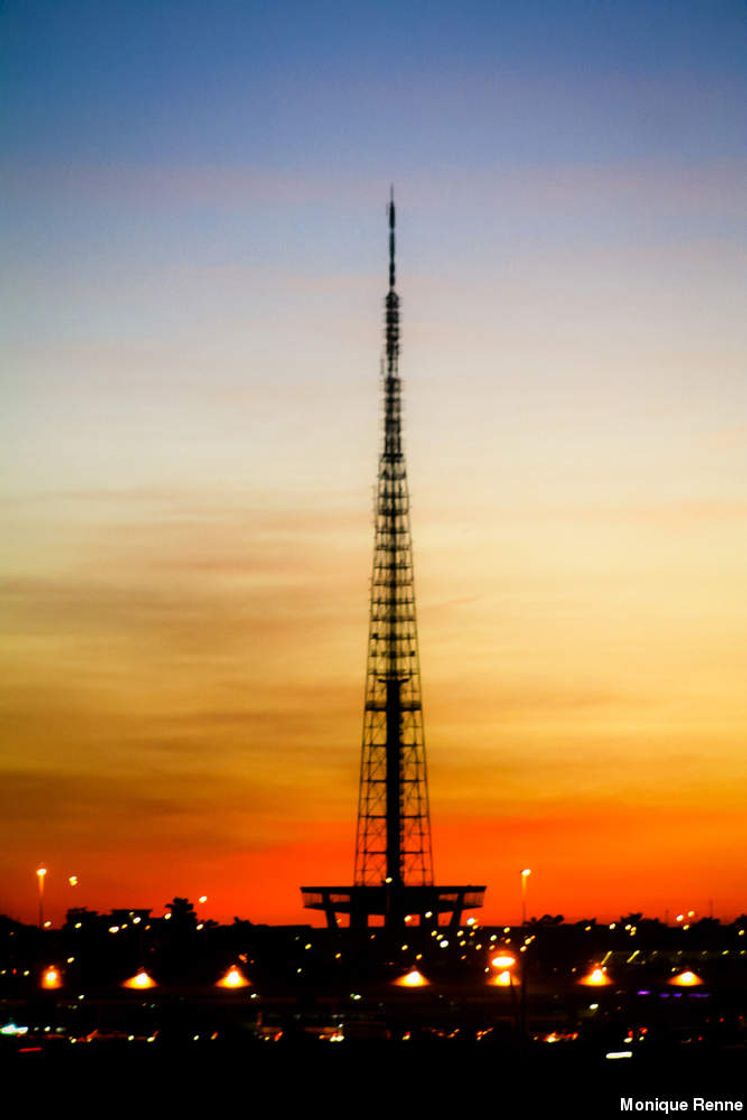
[302,195,485,931]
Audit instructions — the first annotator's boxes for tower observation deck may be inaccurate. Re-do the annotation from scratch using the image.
[301,194,485,931]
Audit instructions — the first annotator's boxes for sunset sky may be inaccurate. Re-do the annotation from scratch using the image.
[2,1,746,926]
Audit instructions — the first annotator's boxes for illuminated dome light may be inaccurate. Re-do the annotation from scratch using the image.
[488,970,513,988]
[579,967,612,987]
[122,969,157,990]
[490,953,517,970]
[393,968,430,988]
[668,969,703,988]
[41,966,63,990]
[216,966,251,989]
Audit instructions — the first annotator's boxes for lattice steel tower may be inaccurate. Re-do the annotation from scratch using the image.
[302,195,484,931]
[354,191,433,889]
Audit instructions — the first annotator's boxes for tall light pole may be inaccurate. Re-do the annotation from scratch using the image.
[520,868,532,926]
[36,866,47,928]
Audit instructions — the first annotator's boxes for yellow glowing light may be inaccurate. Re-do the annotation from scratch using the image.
[122,969,156,990]
[36,867,47,879]
[669,970,703,988]
[41,966,62,990]
[393,968,430,988]
[198,895,208,904]
[489,970,513,987]
[216,966,250,989]
[491,954,517,970]
[68,875,78,887]
[579,967,612,987]
[521,868,532,879]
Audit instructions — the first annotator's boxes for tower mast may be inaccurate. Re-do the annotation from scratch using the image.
[301,196,484,932]
[355,190,433,889]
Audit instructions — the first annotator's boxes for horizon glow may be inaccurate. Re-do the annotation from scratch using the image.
[1,1,746,926]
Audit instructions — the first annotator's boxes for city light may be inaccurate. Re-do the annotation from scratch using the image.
[669,970,703,988]
[35,866,48,928]
[216,966,250,989]
[579,967,612,987]
[122,969,157,990]
[393,968,430,988]
[520,868,532,924]
[489,970,513,987]
[41,966,62,990]
[490,953,517,970]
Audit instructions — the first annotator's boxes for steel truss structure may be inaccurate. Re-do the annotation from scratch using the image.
[302,195,484,930]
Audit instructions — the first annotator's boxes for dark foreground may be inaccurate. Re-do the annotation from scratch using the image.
[3,1039,745,1118]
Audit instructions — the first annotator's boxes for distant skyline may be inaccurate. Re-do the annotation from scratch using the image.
[2,1,746,925]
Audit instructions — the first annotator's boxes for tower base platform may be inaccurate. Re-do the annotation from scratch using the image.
[300,884,485,931]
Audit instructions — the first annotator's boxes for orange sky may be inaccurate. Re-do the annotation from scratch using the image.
[2,473,745,926]
[2,3,746,927]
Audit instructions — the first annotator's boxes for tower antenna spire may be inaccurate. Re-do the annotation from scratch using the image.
[385,186,399,375]
[301,197,485,932]
[388,185,396,290]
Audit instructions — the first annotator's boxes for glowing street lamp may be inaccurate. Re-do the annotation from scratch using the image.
[393,968,430,988]
[520,868,532,925]
[36,866,47,928]
[487,947,518,991]
[669,969,703,988]
[490,953,517,970]
[216,965,250,989]
[489,969,514,988]
[122,969,157,990]
[579,966,612,987]
[41,965,63,990]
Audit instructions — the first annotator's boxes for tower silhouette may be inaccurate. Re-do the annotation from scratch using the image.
[302,195,485,931]
[355,191,432,891]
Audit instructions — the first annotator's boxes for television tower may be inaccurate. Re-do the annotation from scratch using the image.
[302,194,485,931]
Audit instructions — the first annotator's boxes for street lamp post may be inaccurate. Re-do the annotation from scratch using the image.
[36,866,47,928]
[520,868,532,925]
